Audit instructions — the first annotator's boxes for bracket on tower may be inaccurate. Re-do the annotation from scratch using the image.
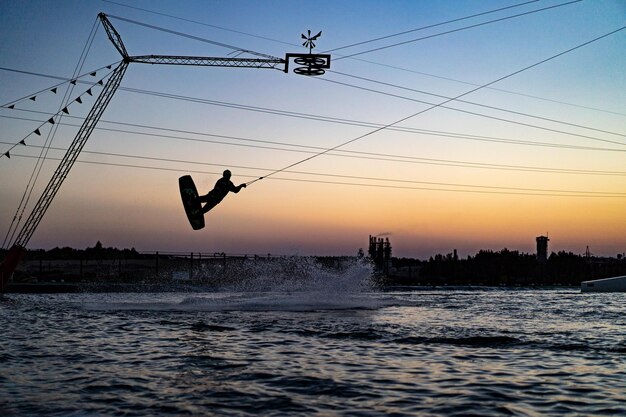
[284,30,330,76]
[98,13,129,59]
[284,53,331,76]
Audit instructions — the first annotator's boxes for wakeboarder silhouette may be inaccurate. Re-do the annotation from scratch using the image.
[197,169,246,213]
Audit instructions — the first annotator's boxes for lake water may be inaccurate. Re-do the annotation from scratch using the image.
[1,260,625,416]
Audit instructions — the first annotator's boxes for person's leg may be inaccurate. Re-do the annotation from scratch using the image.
[201,195,221,213]
[202,201,216,213]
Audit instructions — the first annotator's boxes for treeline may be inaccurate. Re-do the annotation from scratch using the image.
[1,243,358,266]
[1,241,142,261]
[4,243,625,287]
[391,249,626,286]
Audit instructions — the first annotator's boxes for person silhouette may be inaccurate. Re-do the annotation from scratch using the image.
[197,169,246,213]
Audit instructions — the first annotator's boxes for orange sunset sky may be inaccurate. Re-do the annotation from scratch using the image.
[1,0,625,258]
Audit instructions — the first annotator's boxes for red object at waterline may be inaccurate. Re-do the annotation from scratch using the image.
[0,245,25,293]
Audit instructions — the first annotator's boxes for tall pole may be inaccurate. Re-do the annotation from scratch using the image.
[0,62,128,293]
[13,61,129,248]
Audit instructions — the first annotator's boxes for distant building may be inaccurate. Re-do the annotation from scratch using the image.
[536,236,549,263]
[369,235,392,275]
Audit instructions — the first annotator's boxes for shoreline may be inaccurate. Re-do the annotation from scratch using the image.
[4,282,582,294]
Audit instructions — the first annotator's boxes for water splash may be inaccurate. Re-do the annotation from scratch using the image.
[210,256,375,293]
[180,256,380,311]
[84,257,387,312]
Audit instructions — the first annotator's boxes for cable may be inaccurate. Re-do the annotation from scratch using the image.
[0,112,626,175]
[334,0,582,60]
[4,131,625,177]
[318,77,626,147]
[102,0,539,56]
[325,0,540,53]
[102,0,624,122]
[326,70,626,139]
[102,0,297,49]
[3,63,623,148]
[0,105,626,179]
[0,62,120,108]
[3,17,102,249]
[1,66,117,158]
[4,70,624,155]
[4,95,626,158]
[244,25,626,186]
[97,0,625,116]
[345,57,626,118]
[7,151,626,198]
[2,26,623,203]
[119,87,624,149]
[105,14,281,60]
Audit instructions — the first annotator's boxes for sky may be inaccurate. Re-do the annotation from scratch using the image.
[1,0,625,259]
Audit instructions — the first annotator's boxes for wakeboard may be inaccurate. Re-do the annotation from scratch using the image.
[179,175,205,230]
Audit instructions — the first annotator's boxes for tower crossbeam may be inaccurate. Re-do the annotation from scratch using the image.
[129,55,285,70]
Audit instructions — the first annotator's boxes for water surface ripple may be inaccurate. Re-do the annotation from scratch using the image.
[1,289,625,416]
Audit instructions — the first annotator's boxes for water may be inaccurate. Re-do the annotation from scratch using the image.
[1,261,625,416]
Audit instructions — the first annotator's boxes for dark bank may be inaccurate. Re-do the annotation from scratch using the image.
[2,235,625,293]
